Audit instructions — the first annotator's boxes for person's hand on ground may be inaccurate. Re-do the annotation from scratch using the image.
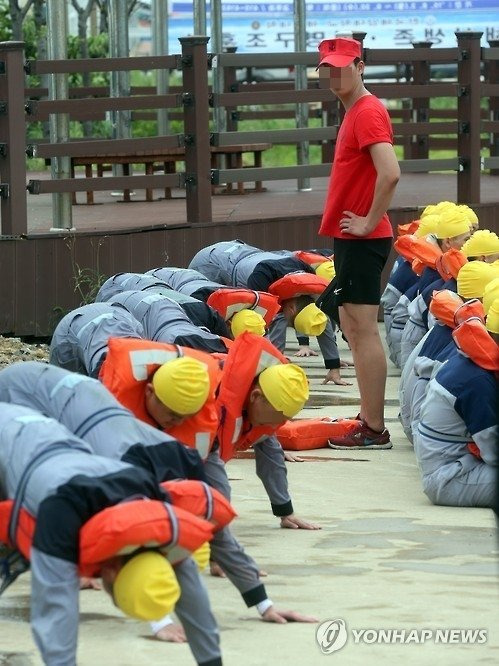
[339,359,354,368]
[294,346,319,357]
[280,514,321,530]
[79,577,102,590]
[154,624,187,643]
[262,607,319,624]
[322,369,352,386]
[283,451,305,463]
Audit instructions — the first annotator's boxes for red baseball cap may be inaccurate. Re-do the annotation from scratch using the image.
[317,37,362,68]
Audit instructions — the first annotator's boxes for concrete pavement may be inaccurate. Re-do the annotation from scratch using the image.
[0,329,497,665]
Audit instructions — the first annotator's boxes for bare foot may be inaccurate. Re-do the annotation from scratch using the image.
[154,624,187,643]
[283,451,305,463]
[209,560,227,578]
[79,577,102,590]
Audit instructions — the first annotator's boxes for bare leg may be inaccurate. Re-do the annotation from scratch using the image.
[339,303,387,432]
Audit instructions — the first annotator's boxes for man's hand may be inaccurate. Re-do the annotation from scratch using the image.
[322,369,352,386]
[262,607,319,624]
[339,211,371,237]
[294,346,319,357]
[280,514,321,530]
[283,451,305,463]
[154,624,187,643]
[339,359,354,368]
[79,577,102,590]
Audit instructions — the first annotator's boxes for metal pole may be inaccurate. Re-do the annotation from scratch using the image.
[211,0,225,134]
[46,0,72,229]
[294,0,310,190]
[193,0,207,35]
[153,0,169,135]
[108,0,131,142]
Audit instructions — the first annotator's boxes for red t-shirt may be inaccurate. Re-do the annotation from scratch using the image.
[319,94,394,240]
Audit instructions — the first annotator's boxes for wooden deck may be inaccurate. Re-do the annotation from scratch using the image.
[24,172,499,235]
[1,171,497,337]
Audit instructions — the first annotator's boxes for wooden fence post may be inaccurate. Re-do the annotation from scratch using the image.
[487,39,499,176]
[410,41,432,161]
[0,42,27,235]
[180,36,212,224]
[456,31,482,204]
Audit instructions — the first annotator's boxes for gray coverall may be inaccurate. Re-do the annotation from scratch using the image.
[107,290,227,354]
[189,240,340,368]
[50,302,144,377]
[147,267,223,301]
[0,402,222,666]
[95,272,170,303]
[0,362,284,616]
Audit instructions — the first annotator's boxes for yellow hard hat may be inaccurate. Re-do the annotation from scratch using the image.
[457,204,479,227]
[113,551,180,621]
[230,309,266,337]
[456,261,496,299]
[420,204,438,219]
[192,542,210,572]
[258,363,309,418]
[294,303,328,336]
[315,260,335,282]
[435,207,471,239]
[435,200,457,212]
[485,297,499,334]
[152,357,210,415]
[483,277,499,315]
[461,230,499,258]
[414,213,441,237]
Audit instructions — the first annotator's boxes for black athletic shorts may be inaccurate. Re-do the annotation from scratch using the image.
[318,238,392,314]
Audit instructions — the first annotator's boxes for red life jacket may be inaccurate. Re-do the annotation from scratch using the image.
[207,288,281,326]
[412,237,442,270]
[276,417,358,451]
[160,480,237,529]
[397,220,420,236]
[429,290,464,329]
[269,273,329,303]
[0,497,214,577]
[452,318,499,371]
[98,337,223,459]
[216,332,290,462]
[436,248,467,281]
[294,251,333,269]
[393,234,417,262]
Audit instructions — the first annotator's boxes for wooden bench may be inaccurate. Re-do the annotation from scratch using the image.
[70,143,271,204]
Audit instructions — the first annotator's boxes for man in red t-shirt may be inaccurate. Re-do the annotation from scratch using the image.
[317,37,400,449]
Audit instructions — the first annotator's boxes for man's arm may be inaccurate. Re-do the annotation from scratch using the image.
[339,142,400,237]
[254,436,321,529]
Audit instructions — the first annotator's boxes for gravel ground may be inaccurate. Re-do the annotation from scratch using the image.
[0,336,50,370]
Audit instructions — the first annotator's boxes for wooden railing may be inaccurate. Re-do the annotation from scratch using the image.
[0,32,497,235]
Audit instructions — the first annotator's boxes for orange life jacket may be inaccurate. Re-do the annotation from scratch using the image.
[294,251,333,269]
[411,258,424,277]
[216,332,290,462]
[269,273,329,303]
[393,234,417,262]
[160,480,237,530]
[98,337,223,458]
[429,290,464,329]
[0,498,214,577]
[435,248,468,281]
[207,288,281,326]
[397,220,420,236]
[453,299,485,327]
[276,417,358,451]
[411,236,442,269]
[452,318,499,371]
